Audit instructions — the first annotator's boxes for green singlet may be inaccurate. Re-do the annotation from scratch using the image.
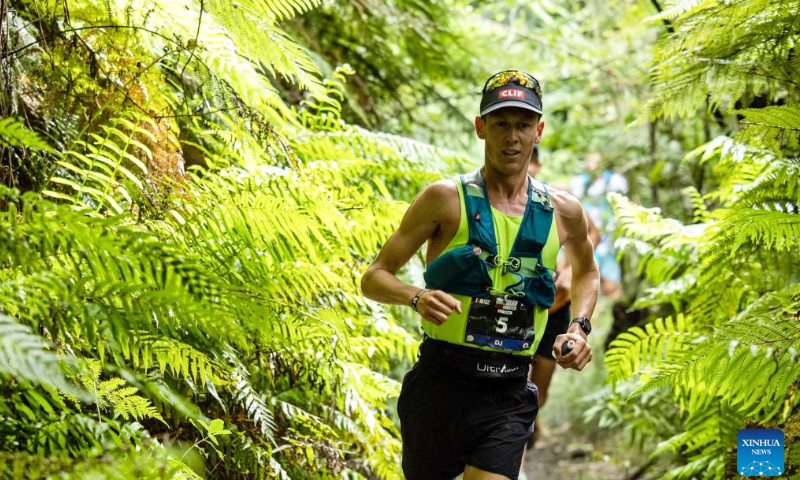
[422,177,560,356]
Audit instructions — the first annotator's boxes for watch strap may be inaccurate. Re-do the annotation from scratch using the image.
[411,289,429,312]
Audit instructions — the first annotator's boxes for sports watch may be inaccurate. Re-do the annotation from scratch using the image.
[569,317,592,335]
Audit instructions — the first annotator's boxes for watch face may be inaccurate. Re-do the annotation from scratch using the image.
[574,317,591,334]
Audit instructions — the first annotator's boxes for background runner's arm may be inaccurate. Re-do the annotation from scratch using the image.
[361,182,462,324]
[549,261,572,313]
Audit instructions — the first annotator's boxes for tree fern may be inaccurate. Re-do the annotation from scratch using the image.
[648,0,800,119]
[601,2,800,476]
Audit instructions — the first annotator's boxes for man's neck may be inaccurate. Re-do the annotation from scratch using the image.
[481,165,529,201]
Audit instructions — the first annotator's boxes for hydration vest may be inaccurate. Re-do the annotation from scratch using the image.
[421,169,558,356]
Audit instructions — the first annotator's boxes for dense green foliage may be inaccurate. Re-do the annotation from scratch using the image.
[596,1,800,478]
[1,0,799,479]
[0,0,469,478]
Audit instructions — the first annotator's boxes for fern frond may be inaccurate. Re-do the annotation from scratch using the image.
[706,209,800,258]
[227,358,277,441]
[0,314,75,393]
[340,362,401,407]
[609,192,701,284]
[213,0,322,24]
[631,313,800,416]
[76,359,166,423]
[735,105,800,154]
[124,333,226,387]
[605,314,698,384]
[682,186,710,223]
[298,65,353,131]
[648,0,800,119]
[0,118,54,152]
[44,111,152,213]
[736,156,800,210]
[609,192,690,243]
[204,1,323,93]
[644,0,702,22]
[656,403,736,479]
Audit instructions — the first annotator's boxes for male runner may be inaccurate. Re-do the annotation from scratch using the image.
[361,70,600,480]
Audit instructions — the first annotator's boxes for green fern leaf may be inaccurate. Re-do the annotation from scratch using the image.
[0,315,75,394]
[0,118,54,152]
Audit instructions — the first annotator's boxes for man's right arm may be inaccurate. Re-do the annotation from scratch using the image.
[360,181,462,325]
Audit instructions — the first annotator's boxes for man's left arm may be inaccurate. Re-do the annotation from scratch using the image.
[552,194,600,370]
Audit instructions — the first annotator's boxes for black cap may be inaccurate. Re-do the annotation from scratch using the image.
[479,70,543,116]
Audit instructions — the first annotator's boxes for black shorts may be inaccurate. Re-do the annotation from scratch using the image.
[534,302,571,360]
[398,340,540,480]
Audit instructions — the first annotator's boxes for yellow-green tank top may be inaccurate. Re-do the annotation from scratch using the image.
[422,177,560,356]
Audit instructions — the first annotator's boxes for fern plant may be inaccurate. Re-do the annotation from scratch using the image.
[0,0,479,477]
[600,1,800,477]
[647,0,800,120]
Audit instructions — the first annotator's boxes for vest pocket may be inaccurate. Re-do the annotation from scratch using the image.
[521,264,555,308]
[424,245,492,296]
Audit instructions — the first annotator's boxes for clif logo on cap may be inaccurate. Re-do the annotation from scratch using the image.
[498,89,525,99]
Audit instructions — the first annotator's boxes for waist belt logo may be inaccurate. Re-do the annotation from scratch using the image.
[737,429,784,476]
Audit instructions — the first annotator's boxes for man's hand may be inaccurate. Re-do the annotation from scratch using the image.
[553,324,592,370]
[415,289,462,325]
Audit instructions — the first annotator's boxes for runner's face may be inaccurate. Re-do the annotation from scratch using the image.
[476,108,543,176]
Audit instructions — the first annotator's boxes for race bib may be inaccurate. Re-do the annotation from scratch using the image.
[464,295,534,352]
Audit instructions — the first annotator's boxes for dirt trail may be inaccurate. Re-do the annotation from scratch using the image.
[523,427,629,480]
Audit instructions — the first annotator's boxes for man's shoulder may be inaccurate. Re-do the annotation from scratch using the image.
[418,178,459,203]
[414,178,458,217]
[549,188,584,219]
[408,178,460,224]
[541,181,569,192]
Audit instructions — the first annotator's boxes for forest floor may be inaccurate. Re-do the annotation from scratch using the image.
[523,423,630,480]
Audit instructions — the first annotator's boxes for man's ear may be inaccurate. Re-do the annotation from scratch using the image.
[475,116,485,139]
[534,120,545,143]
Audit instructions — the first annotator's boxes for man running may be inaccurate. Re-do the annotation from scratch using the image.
[361,70,600,480]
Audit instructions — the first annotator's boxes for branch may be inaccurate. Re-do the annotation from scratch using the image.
[179,0,204,113]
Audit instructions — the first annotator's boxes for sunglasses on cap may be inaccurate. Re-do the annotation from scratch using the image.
[482,70,542,100]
